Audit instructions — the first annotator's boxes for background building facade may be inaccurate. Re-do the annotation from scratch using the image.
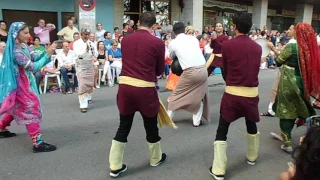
[0,0,319,41]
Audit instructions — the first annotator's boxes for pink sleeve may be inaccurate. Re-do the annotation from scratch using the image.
[34,27,42,35]
[48,24,56,32]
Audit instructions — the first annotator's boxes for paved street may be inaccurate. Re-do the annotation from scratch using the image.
[0,70,314,180]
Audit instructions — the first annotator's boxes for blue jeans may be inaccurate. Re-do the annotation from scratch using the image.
[267,56,274,67]
[204,54,211,61]
[34,71,42,88]
[164,64,170,76]
[60,67,78,91]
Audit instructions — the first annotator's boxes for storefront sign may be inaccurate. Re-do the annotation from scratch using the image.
[282,9,295,17]
[203,0,248,12]
[79,11,96,20]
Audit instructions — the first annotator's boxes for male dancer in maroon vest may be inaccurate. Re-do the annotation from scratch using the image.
[206,23,228,77]
[209,12,262,180]
[108,12,166,178]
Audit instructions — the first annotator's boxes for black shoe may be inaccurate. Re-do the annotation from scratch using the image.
[110,164,127,178]
[150,153,167,167]
[209,167,225,180]
[0,130,16,138]
[33,142,57,153]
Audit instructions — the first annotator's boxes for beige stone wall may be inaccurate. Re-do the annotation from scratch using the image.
[295,4,313,24]
[170,0,181,23]
[114,0,124,30]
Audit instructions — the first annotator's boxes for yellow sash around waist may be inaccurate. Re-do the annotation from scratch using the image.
[119,76,155,87]
[225,86,258,98]
[205,53,222,68]
[119,76,178,129]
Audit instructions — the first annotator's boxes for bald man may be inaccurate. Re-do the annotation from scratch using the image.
[57,19,79,42]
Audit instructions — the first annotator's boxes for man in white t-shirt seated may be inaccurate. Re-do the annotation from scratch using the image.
[56,41,78,94]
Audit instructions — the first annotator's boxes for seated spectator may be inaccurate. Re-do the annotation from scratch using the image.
[97,41,113,87]
[32,37,46,91]
[33,37,45,54]
[117,35,123,49]
[103,31,112,50]
[69,32,80,50]
[121,23,130,37]
[267,51,275,69]
[95,23,106,41]
[108,40,122,83]
[112,27,121,40]
[89,33,97,49]
[279,126,320,180]
[40,55,60,92]
[56,41,78,94]
[44,55,59,74]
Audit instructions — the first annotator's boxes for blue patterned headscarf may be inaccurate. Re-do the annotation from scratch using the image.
[0,22,25,114]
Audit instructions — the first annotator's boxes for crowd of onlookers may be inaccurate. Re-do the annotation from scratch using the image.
[1,17,320,94]
[1,16,320,180]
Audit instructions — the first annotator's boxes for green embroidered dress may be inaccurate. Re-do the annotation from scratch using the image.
[273,43,315,119]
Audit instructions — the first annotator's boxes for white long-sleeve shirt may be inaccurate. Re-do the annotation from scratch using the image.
[169,33,205,70]
[73,38,95,58]
[56,50,77,68]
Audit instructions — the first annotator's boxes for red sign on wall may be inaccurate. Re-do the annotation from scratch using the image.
[79,0,96,11]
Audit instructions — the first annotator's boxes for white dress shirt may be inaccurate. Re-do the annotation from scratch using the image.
[169,33,206,70]
[57,50,77,68]
[317,35,320,43]
[73,38,95,58]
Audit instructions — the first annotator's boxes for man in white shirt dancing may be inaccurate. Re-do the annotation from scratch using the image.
[73,28,95,113]
[167,22,210,127]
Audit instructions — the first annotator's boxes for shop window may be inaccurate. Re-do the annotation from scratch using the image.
[124,0,170,25]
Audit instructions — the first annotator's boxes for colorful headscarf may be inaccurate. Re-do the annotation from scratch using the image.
[296,22,320,102]
[0,22,25,114]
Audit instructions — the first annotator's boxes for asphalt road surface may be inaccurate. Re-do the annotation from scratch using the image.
[0,70,315,180]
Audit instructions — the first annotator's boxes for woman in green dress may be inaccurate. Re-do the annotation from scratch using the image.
[267,23,320,153]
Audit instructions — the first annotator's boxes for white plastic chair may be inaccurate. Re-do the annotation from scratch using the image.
[110,67,116,85]
[43,72,62,94]
[38,84,42,94]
